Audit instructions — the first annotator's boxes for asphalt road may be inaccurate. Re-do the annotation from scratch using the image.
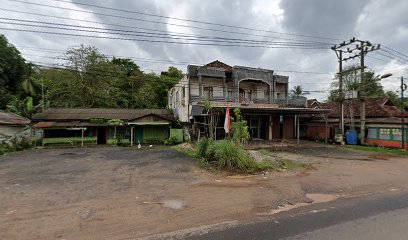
[188,191,408,240]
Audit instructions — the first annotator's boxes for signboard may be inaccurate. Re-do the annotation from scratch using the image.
[344,90,358,99]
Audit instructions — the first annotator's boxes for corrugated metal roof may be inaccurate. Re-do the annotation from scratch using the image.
[33,121,109,128]
[0,111,30,125]
[32,108,174,122]
[319,97,406,118]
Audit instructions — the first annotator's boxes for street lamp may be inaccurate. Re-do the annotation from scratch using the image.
[380,74,407,150]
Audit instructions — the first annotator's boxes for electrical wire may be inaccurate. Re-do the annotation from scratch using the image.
[19,47,333,76]
[0,8,334,44]
[0,26,329,49]
[52,0,341,41]
[8,0,340,44]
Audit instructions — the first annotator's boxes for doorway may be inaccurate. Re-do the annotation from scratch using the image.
[135,126,143,144]
[248,115,268,140]
[97,127,107,144]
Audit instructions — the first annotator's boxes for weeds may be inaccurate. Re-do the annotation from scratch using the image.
[196,139,272,174]
[346,145,408,155]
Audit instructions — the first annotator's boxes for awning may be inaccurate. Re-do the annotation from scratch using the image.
[33,121,110,128]
[128,121,170,126]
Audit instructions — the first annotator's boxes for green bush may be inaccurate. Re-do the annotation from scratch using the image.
[197,139,268,174]
[196,138,212,158]
[164,136,177,145]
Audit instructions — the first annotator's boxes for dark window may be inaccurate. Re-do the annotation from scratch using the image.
[203,86,213,100]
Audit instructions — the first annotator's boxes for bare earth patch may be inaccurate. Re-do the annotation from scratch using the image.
[1,142,408,239]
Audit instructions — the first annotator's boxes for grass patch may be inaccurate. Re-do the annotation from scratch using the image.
[174,143,197,158]
[345,145,408,156]
[195,139,273,174]
[277,159,316,170]
[175,140,314,174]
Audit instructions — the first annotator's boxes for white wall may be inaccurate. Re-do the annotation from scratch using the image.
[168,76,190,123]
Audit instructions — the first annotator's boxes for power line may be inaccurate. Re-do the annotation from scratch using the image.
[19,46,333,76]
[26,59,333,91]
[53,0,341,41]
[376,50,408,65]
[380,48,408,63]
[0,18,331,47]
[0,26,329,49]
[383,45,408,60]
[0,8,333,45]
[7,0,337,45]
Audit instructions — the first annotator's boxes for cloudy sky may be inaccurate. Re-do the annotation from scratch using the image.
[1,0,407,100]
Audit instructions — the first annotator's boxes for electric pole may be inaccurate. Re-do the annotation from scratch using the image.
[359,41,366,145]
[332,38,380,144]
[401,76,406,150]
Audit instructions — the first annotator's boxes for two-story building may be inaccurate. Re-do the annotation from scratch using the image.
[168,60,328,141]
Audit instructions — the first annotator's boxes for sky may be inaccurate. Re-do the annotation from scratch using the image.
[1,0,407,100]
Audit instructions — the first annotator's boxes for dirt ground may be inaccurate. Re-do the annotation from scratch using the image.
[1,142,408,240]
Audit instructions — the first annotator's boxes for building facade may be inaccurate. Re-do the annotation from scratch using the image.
[32,108,175,146]
[168,60,327,140]
[304,97,408,149]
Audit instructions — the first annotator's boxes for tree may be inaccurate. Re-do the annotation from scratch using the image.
[111,57,141,77]
[290,85,309,98]
[231,108,250,144]
[161,66,184,79]
[327,66,384,102]
[0,35,29,109]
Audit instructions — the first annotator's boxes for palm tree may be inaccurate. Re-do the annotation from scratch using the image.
[290,85,309,98]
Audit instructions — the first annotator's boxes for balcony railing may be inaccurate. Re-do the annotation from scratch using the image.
[190,95,306,107]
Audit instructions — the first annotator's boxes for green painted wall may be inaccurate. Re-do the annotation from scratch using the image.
[170,129,184,143]
[143,126,168,143]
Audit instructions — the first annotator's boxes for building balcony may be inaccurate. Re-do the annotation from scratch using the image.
[190,95,307,108]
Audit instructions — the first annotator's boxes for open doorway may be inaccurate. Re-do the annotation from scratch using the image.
[97,127,107,144]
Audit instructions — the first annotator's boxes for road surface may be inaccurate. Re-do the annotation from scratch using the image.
[189,191,408,240]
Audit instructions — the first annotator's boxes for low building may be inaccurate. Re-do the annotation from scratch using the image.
[304,97,408,149]
[32,108,174,145]
[168,60,329,140]
[0,111,30,137]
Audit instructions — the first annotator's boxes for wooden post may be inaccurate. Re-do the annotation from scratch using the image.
[130,126,134,147]
[114,126,116,144]
[222,76,226,101]
[81,128,84,147]
[296,115,300,145]
[325,114,328,144]
[199,75,202,99]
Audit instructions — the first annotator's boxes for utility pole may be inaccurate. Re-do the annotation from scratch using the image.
[339,50,344,136]
[332,38,380,145]
[41,78,45,112]
[332,38,357,139]
[401,76,406,150]
[359,41,366,145]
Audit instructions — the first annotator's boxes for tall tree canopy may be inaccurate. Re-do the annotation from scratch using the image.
[0,35,30,109]
[289,85,309,98]
[38,44,183,109]
[327,66,384,102]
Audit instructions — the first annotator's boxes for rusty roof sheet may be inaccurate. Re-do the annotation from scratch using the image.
[0,111,30,125]
[319,97,406,118]
[32,108,174,122]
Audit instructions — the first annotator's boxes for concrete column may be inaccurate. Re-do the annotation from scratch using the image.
[199,75,202,99]
[130,126,134,146]
[325,114,328,144]
[81,129,84,147]
[272,80,276,103]
[296,115,300,145]
[268,114,273,140]
[222,76,226,101]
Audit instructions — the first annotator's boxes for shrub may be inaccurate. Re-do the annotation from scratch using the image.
[197,139,268,174]
[164,136,177,145]
[196,138,212,158]
[213,140,257,173]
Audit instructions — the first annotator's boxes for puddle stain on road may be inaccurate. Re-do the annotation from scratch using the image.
[258,193,338,216]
